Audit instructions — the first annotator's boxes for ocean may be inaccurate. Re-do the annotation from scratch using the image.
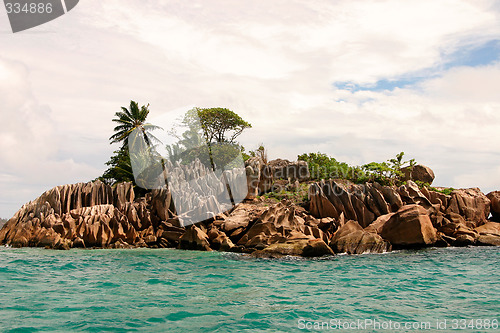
[0,246,499,332]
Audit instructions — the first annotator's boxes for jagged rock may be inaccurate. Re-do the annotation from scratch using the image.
[251,239,333,258]
[446,188,490,227]
[143,235,157,245]
[309,180,409,229]
[402,164,435,185]
[38,229,61,248]
[427,190,450,213]
[486,191,500,221]
[379,205,437,246]
[453,234,475,246]
[161,230,184,244]
[210,229,235,251]
[257,201,305,232]
[365,213,395,234]
[330,220,391,254]
[73,237,85,248]
[113,182,135,211]
[475,222,500,237]
[222,207,251,232]
[245,157,262,199]
[179,225,211,251]
[366,183,390,215]
[268,159,310,181]
[303,225,329,243]
[150,188,172,221]
[237,222,278,248]
[309,183,339,219]
[477,235,500,246]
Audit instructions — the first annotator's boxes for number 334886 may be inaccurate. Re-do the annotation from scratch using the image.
[5,2,53,14]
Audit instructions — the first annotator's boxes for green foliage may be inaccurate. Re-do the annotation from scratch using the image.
[362,152,415,186]
[428,186,455,195]
[109,101,162,147]
[98,147,134,185]
[297,152,363,182]
[101,101,161,187]
[261,182,310,205]
[168,107,251,170]
[196,107,251,144]
[298,151,417,186]
[243,144,267,163]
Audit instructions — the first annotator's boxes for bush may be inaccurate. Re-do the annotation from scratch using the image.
[298,151,416,186]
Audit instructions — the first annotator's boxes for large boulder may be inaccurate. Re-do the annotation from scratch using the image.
[251,238,333,258]
[179,225,212,251]
[379,205,437,246]
[330,220,391,254]
[402,164,435,185]
[475,222,500,237]
[446,188,490,227]
[486,191,500,222]
[221,207,251,233]
[268,159,310,181]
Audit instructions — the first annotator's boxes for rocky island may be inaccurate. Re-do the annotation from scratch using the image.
[1,157,499,258]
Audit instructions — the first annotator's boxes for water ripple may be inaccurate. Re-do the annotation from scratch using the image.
[0,246,498,332]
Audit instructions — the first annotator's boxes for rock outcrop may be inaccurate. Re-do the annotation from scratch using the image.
[377,205,437,246]
[486,191,500,222]
[330,220,391,254]
[244,158,309,198]
[1,167,498,257]
[402,164,435,185]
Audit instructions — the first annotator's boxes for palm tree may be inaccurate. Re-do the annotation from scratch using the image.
[109,100,162,147]
[101,101,164,188]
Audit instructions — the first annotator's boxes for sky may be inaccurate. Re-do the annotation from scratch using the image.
[1,0,500,218]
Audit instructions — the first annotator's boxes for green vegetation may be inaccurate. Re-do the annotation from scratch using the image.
[429,186,455,195]
[100,101,161,186]
[168,107,251,170]
[242,144,268,163]
[259,182,310,206]
[298,151,416,186]
[100,104,252,186]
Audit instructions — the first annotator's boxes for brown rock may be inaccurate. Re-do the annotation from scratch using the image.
[211,233,235,251]
[309,183,339,219]
[251,239,333,258]
[477,235,500,246]
[179,225,212,251]
[446,188,491,227]
[453,234,475,246]
[237,222,278,247]
[222,208,250,232]
[373,183,404,212]
[475,222,500,237]
[330,220,391,254]
[380,205,437,246]
[402,164,435,185]
[486,191,500,221]
[73,237,85,248]
[302,239,335,257]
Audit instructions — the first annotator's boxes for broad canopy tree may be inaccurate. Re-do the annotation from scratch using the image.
[168,107,252,170]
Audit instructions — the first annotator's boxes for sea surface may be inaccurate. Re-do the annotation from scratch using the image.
[0,246,499,332]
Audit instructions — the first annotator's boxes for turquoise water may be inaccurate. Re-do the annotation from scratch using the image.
[0,246,499,332]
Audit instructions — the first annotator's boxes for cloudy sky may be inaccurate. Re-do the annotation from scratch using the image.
[1,0,500,218]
